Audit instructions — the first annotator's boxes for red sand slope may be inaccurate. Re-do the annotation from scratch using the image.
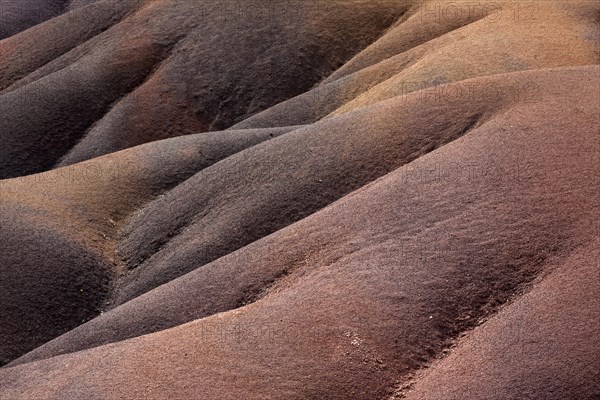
[0,126,297,364]
[397,240,600,399]
[0,0,409,178]
[0,0,599,399]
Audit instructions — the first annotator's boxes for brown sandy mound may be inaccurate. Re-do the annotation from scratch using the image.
[0,0,70,39]
[0,0,409,178]
[0,126,297,364]
[0,202,111,366]
[397,239,600,400]
[3,1,598,178]
[9,70,598,376]
[233,0,599,129]
[3,66,600,398]
[111,66,597,307]
[0,0,599,399]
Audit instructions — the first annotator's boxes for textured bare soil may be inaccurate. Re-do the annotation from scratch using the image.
[0,1,599,399]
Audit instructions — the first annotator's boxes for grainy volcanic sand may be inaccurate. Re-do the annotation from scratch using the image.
[0,1,599,399]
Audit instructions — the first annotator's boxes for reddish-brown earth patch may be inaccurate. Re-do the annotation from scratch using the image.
[0,1,599,399]
[396,240,600,400]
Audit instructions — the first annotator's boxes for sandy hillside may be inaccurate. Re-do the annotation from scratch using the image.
[0,1,599,399]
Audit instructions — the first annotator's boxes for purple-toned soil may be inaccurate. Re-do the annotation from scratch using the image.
[1,1,598,399]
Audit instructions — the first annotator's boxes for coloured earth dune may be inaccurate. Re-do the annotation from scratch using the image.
[0,1,599,399]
